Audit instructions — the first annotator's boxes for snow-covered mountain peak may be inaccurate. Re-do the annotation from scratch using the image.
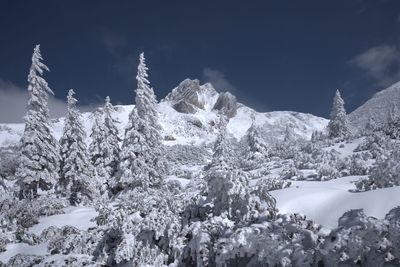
[162,78,219,113]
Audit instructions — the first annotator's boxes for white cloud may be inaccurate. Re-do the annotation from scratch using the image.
[202,68,236,92]
[0,79,98,123]
[350,44,400,86]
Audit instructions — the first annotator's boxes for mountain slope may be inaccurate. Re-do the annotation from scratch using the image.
[349,81,400,130]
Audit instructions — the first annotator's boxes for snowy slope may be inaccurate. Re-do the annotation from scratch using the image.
[271,176,400,228]
[349,80,400,130]
[0,79,328,147]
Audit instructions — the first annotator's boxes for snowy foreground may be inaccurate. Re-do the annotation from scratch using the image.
[0,207,97,262]
[1,175,399,262]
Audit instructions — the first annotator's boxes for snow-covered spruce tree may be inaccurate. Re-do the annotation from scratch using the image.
[117,52,165,190]
[208,119,276,222]
[59,89,95,205]
[16,45,60,199]
[89,110,107,178]
[102,96,121,178]
[328,89,350,139]
[89,97,120,180]
[206,121,253,222]
[245,123,269,161]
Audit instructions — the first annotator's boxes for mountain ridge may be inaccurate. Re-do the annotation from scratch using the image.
[0,79,328,148]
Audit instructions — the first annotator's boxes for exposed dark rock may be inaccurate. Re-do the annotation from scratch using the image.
[164,79,218,114]
[173,100,197,114]
[213,92,238,118]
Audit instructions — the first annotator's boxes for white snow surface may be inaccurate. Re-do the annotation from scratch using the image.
[0,242,48,263]
[29,206,97,235]
[271,176,400,228]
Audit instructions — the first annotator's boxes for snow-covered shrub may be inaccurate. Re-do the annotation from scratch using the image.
[39,254,97,267]
[348,153,370,176]
[47,226,98,256]
[165,144,210,177]
[317,163,340,181]
[6,254,44,267]
[180,215,234,267]
[216,213,322,266]
[355,145,400,191]
[0,147,18,181]
[0,196,67,230]
[317,208,400,266]
[93,186,182,266]
[279,161,302,180]
[256,177,291,191]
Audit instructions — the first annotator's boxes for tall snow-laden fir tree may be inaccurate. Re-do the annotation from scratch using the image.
[89,110,107,178]
[328,89,349,139]
[89,96,121,181]
[59,89,94,205]
[117,52,165,190]
[16,45,60,199]
[102,96,121,177]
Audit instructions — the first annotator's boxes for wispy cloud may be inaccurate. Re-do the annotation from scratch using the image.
[202,68,237,92]
[102,32,128,57]
[0,79,98,123]
[350,44,400,87]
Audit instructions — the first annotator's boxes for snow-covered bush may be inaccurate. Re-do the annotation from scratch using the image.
[317,208,400,266]
[348,153,370,176]
[317,163,340,181]
[279,161,302,180]
[47,226,98,255]
[256,177,291,191]
[94,186,182,266]
[6,254,44,267]
[216,213,321,266]
[0,147,18,181]
[0,196,67,230]
[355,145,400,191]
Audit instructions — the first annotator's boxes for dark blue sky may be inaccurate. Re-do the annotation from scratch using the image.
[1,0,400,119]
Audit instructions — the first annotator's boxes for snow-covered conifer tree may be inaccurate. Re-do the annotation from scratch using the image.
[102,96,121,177]
[117,53,165,190]
[16,45,60,199]
[89,110,107,178]
[206,120,271,222]
[246,123,269,161]
[328,89,349,139]
[89,97,120,180]
[59,89,94,205]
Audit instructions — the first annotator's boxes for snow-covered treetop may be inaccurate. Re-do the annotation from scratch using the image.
[67,89,78,110]
[28,44,54,96]
[135,52,159,122]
